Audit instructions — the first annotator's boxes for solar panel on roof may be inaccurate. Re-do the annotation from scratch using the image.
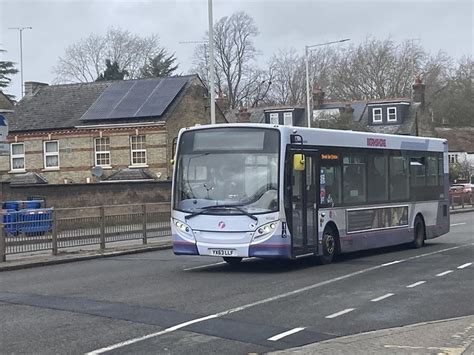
[137,77,187,117]
[81,81,134,120]
[80,77,188,121]
[108,80,158,118]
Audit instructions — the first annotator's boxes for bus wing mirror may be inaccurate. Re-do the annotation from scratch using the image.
[293,154,305,171]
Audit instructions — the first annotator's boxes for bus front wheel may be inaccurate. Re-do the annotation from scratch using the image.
[411,216,425,249]
[318,228,338,265]
[223,257,243,265]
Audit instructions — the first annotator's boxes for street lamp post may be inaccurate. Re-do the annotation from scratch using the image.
[8,26,32,99]
[305,38,350,128]
[208,0,216,124]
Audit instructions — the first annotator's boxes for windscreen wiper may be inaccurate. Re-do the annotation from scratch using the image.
[185,204,258,221]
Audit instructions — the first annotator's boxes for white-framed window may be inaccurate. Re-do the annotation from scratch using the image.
[387,107,397,122]
[44,140,59,169]
[269,112,279,124]
[95,137,111,167]
[10,143,25,171]
[130,135,147,166]
[372,108,382,123]
[283,112,293,126]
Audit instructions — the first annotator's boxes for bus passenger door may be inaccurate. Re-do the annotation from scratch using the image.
[290,151,319,256]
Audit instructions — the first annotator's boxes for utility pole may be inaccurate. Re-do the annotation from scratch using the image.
[305,39,350,128]
[208,0,216,124]
[8,27,32,98]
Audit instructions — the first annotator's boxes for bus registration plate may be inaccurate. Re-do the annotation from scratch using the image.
[209,248,236,256]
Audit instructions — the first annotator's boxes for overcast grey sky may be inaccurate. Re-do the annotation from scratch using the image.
[1,0,473,100]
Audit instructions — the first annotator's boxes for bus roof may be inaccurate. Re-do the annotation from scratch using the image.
[180,123,447,152]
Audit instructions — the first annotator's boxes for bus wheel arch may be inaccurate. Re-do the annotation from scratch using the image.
[318,223,340,265]
[412,214,426,249]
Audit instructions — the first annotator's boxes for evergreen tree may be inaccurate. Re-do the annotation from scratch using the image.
[96,59,128,81]
[139,49,178,78]
[0,49,19,100]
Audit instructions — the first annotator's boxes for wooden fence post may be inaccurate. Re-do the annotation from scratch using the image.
[52,209,58,255]
[100,206,105,250]
[142,204,148,245]
[0,224,6,262]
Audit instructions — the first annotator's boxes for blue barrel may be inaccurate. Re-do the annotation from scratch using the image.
[3,209,19,235]
[25,200,41,209]
[4,201,19,210]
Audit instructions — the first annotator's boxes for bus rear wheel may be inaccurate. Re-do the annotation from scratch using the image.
[318,228,338,265]
[411,216,425,249]
[223,257,243,265]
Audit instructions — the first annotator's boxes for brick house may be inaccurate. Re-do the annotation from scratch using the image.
[0,75,227,185]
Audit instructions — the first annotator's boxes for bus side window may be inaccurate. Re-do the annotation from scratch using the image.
[320,165,341,207]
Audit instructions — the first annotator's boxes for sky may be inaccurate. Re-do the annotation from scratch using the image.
[0,0,473,100]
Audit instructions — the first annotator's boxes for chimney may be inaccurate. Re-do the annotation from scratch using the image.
[24,81,48,98]
[312,86,325,109]
[235,107,251,123]
[412,75,425,109]
[215,93,229,113]
[344,103,354,115]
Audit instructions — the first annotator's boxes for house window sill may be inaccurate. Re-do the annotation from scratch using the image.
[95,165,112,170]
[9,170,26,174]
[128,165,149,169]
[42,168,60,172]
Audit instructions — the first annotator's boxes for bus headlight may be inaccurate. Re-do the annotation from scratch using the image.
[255,221,278,238]
[173,219,192,235]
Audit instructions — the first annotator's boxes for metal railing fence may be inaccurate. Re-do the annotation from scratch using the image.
[1,203,171,262]
[450,193,473,210]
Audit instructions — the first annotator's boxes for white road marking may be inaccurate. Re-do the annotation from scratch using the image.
[183,261,226,271]
[267,327,306,341]
[325,308,355,319]
[407,281,426,288]
[85,314,219,354]
[450,223,467,227]
[381,260,404,266]
[457,262,472,269]
[87,243,473,354]
[436,270,453,277]
[371,293,395,302]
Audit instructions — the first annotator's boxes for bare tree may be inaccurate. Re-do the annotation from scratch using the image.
[192,11,271,110]
[53,28,163,83]
[267,46,338,106]
[429,56,473,126]
[329,38,425,100]
[267,49,305,105]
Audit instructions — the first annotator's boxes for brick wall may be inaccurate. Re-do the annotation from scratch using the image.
[0,180,171,208]
[0,127,168,184]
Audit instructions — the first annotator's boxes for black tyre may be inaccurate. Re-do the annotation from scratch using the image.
[411,216,425,249]
[318,228,338,265]
[223,257,243,265]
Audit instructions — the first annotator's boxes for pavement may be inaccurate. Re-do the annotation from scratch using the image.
[270,315,474,354]
[1,207,473,354]
[0,236,172,272]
